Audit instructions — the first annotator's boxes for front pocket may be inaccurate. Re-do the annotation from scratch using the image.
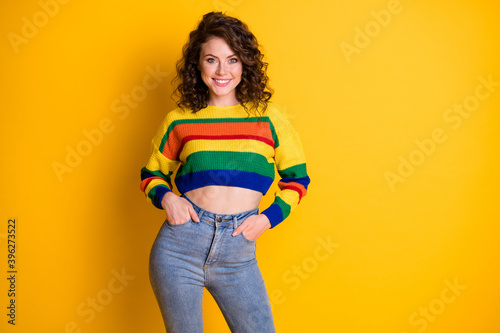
[240,231,257,243]
[165,217,192,227]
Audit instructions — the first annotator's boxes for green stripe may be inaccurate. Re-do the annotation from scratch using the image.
[148,184,170,201]
[142,167,173,181]
[176,151,274,178]
[278,163,308,178]
[160,117,279,152]
[274,196,291,220]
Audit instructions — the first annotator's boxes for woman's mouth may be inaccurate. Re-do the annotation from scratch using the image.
[212,78,232,87]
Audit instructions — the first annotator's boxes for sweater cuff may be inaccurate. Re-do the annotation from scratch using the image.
[261,204,284,228]
[152,186,172,210]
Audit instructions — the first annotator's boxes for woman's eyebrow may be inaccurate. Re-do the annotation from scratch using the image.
[203,53,237,58]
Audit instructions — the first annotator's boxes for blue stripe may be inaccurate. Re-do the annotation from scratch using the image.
[175,170,274,195]
[148,185,171,210]
[280,175,311,189]
[261,204,284,228]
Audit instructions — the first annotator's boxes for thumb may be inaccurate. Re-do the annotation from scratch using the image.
[189,205,200,222]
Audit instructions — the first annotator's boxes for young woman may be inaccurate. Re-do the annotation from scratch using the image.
[140,11,310,332]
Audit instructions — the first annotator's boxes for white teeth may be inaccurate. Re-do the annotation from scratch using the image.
[215,79,230,83]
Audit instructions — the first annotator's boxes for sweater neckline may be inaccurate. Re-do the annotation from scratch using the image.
[203,104,245,111]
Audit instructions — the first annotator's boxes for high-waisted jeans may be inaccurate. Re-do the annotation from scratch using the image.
[149,193,276,333]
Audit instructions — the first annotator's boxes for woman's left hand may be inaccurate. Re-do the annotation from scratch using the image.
[232,214,271,241]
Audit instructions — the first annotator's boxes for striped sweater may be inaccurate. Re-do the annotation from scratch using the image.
[140,102,310,228]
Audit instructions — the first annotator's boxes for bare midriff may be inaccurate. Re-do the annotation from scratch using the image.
[184,186,263,214]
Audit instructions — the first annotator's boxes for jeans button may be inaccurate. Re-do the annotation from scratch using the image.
[217,217,222,222]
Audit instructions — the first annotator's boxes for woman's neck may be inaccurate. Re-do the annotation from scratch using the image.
[207,94,239,107]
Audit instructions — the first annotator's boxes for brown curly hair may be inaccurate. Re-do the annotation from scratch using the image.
[173,12,273,115]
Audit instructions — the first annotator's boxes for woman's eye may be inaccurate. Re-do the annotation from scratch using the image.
[207,58,216,63]
[229,58,238,63]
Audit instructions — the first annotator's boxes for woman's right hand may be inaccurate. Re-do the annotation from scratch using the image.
[161,192,200,225]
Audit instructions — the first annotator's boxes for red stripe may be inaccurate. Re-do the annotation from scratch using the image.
[278,182,307,203]
[176,122,273,141]
[162,131,182,160]
[163,121,275,160]
[140,176,169,193]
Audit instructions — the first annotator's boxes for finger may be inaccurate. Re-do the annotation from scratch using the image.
[189,205,200,222]
[232,220,249,236]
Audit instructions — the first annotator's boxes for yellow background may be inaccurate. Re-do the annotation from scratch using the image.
[1,0,499,332]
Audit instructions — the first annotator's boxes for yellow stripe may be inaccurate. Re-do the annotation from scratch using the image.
[144,178,170,196]
[178,139,275,163]
[276,189,300,210]
[275,141,307,170]
[168,106,260,120]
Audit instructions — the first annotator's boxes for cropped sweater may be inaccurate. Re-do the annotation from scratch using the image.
[139,102,310,228]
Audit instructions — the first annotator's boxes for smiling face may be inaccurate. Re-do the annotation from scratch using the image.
[198,36,243,106]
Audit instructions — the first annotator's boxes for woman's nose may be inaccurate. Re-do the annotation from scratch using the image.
[216,62,227,75]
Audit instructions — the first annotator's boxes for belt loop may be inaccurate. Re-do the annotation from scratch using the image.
[233,216,238,229]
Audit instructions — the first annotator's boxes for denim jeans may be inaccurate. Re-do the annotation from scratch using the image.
[149,193,276,333]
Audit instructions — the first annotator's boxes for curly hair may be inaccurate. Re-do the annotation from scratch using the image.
[173,12,273,115]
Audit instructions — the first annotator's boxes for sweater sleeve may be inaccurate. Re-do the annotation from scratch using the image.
[261,104,310,228]
[140,113,180,209]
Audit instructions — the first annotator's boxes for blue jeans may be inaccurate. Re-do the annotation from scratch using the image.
[149,193,276,333]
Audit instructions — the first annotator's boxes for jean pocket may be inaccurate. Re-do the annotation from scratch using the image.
[165,217,192,227]
[240,231,257,244]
